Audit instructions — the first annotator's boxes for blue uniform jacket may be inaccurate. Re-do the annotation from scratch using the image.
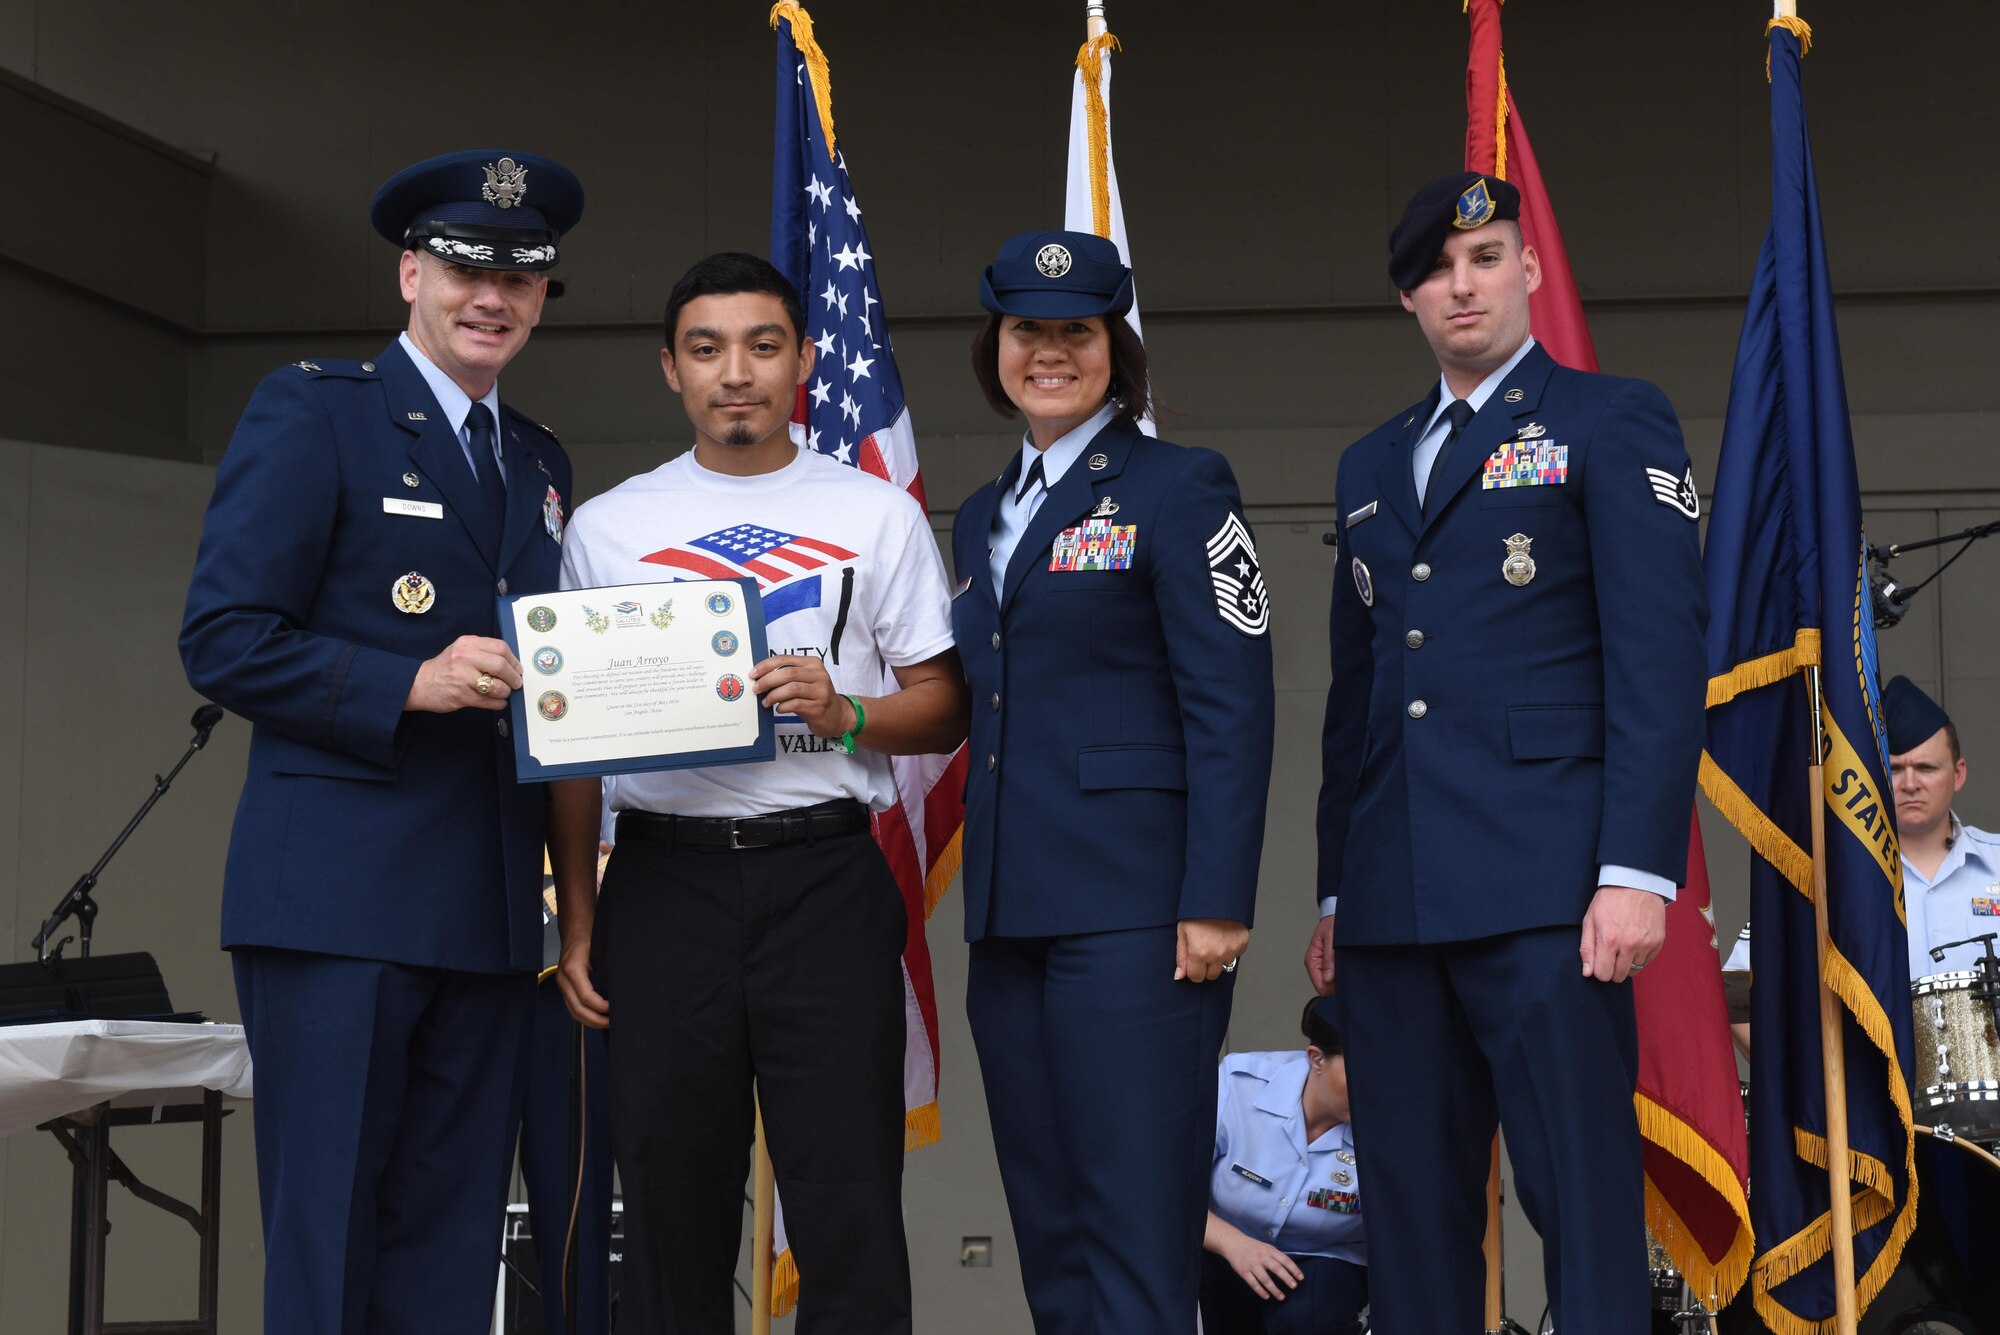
[181,339,571,974]
[951,420,1276,942]
[1317,343,1707,945]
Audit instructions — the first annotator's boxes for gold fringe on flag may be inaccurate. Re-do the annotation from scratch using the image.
[770,1248,801,1318]
[923,826,963,922]
[1765,15,1813,82]
[770,2,838,162]
[906,1099,941,1152]
[1706,629,1823,709]
[1074,32,1123,240]
[1634,1094,1756,1303]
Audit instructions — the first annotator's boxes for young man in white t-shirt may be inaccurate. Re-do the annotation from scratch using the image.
[547,253,967,1335]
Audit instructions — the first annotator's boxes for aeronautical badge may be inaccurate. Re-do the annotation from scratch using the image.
[1501,533,1536,587]
[1206,513,1269,636]
[1034,243,1073,278]
[536,690,568,722]
[1454,178,1496,230]
[1645,465,1701,520]
[292,360,322,373]
[1335,1149,1357,1165]
[542,485,566,543]
[1516,422,1547,440]
[1089,495,1120,518]
[1330,1168,1354,1186]
[482,157,529,209]
[1351,557,1374,608]
[391,571,435,614]
[532,646,563,676]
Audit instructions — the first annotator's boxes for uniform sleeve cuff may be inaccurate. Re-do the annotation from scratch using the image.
[1319,896,1337,918]
[1599,864,1676,901]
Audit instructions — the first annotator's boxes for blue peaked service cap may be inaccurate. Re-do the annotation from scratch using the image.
[1388,171,1522,291]
[371,149,584,273]
[980,229,1134,320]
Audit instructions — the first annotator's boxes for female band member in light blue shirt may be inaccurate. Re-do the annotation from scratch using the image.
[1203,997,1368,1335]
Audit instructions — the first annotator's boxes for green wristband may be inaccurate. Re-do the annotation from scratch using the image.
[840,694,866,754]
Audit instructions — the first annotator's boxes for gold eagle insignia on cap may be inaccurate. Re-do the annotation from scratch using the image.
[1454,178,1496,230]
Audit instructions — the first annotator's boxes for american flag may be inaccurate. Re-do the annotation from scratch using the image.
[763,4,967,1315]
[641,524,857,623]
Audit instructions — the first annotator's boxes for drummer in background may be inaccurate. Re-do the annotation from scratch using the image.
[1724,675,2000,985]
[1202,997,1367,1335]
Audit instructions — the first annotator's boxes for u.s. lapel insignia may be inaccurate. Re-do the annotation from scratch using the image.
[402,472,421,488]
[407,411,428,422]
[1087,452,1109,471]
[392,571,436,614]
[1501,533,1536,587]
[1352,557,1375,607]
[1516,422,1546,440]
[1330,1168,1354,1186]
[1089,495,1120,519]
[1504,388,1525,404]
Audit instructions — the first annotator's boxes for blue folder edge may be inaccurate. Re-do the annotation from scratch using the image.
[499,577,775,782]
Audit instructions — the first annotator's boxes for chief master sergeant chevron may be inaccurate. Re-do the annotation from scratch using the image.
[1304,172,1707,1333]
[180,149,582,1335]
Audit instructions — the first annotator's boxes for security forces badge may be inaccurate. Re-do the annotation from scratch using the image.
[1206,513,1269,636]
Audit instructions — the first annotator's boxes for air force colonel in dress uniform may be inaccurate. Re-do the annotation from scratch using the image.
[1306,174,1707,1333]
[180,150,583,1335]
[953,229,1277,1334]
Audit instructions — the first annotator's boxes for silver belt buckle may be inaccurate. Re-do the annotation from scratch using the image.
[728,818,750,851]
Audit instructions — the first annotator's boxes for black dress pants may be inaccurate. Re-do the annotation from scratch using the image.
[594,823,911,1335]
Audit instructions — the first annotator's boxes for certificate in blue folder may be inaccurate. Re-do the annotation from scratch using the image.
[499,577,774,782]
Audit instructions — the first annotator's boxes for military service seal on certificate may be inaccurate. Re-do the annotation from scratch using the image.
[499,577,774,781]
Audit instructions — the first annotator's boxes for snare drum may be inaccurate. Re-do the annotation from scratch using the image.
[1911,971,2000,1141]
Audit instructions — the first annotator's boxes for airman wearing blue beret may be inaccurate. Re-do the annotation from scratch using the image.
[181,148,584,1335]
[1309,171,1708,1333]
[954,227,1275,1332]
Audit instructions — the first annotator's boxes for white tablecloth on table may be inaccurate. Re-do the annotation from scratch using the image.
[0,1020,253,1138]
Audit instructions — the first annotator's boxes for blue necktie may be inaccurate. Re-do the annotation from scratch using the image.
[466,403,506,545]
[1423,398,1477,516]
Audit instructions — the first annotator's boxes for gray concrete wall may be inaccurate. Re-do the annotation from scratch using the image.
[0,0,1996,1329]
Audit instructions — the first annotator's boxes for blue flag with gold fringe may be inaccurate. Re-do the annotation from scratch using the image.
[1699,19,1917,1333]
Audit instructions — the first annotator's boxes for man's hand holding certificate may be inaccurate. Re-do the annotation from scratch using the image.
[499,577,774,780]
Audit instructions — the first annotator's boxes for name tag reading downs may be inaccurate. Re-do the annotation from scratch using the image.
[384,498,445,520]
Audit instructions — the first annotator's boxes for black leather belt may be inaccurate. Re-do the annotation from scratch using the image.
[616,799,869,851]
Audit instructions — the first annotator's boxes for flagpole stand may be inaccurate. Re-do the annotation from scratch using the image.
[1806,666,1860,1335]
[751,1097,775,1335]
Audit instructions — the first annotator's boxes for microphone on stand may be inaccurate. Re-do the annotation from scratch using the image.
[191,704,225,748]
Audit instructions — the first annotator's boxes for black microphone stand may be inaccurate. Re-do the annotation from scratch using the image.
[1868,517,2000,628]
[31,705,225,963]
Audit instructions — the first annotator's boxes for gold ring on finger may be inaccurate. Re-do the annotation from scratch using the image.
[476,673,493,697]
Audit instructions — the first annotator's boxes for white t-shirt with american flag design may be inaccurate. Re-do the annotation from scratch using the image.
[558,446,955,818]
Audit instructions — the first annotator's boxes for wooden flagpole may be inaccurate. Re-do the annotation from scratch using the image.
[1805,665,1859,1335]
[751,1098,775,1334]
[1482,1140,1503,1331]
[1086,1,1106,40]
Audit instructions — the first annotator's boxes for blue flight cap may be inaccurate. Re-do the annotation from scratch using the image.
[370,150,584,273]
[1388,171,1522,291]
[1882,675,1952,755]
[979,229,1134,320]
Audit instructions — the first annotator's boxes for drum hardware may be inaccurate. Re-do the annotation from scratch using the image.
[1911,967,2000,1142]
[1927,932,2000,1033]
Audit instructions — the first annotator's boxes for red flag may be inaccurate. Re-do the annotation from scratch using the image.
[1464,0,1753,1304]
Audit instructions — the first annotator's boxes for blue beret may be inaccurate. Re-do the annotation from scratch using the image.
[370,150,584,272]
[979,229,1133,320]
[1882,675,1952,755]
[1388,172,1522,291]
